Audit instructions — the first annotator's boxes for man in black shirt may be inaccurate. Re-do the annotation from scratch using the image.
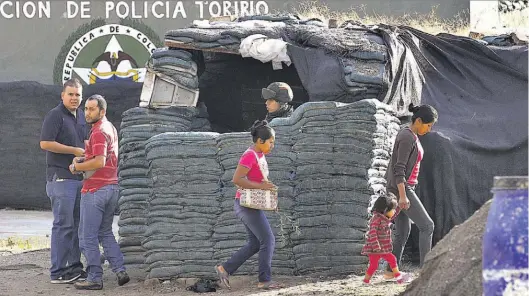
[40,78,88,284]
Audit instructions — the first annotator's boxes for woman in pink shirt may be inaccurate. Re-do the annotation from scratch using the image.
[384,103,438,278]
[215,120,282,290]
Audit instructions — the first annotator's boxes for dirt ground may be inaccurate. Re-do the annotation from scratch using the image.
[0,249,417,296]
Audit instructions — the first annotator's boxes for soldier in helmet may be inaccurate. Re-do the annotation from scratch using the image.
[261,82,295,122]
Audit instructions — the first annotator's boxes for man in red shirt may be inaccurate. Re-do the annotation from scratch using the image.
[69,94,129,290]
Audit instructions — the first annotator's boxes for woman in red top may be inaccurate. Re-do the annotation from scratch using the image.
[362,193,410,284]
[215,120,282,290]
[385,103,438,278]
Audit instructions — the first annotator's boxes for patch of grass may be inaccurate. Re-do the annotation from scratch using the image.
[0,236,50,254]
[290,1,470,36]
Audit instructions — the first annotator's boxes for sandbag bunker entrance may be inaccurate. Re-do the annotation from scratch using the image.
[119,15,398,280]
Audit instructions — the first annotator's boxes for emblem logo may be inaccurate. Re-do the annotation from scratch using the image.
[55,20,162,85]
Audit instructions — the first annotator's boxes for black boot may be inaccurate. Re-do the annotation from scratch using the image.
[117,271,130,286]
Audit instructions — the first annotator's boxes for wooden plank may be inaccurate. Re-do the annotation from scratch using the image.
[209,15,234,22]
[164,40,240,55]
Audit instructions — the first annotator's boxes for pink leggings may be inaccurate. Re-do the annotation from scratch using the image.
[366,253,399,276]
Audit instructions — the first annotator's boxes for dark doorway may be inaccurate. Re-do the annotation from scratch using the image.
[197,52,309,132]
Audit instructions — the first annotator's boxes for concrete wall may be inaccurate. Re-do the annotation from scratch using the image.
[0,0,469,84]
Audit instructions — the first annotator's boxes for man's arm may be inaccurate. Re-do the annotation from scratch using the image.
[40,110,84,156]
[73,156,105,171]
[72,132,107,172]
[40,141,85,157]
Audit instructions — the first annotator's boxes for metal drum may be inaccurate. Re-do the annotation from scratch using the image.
[482,176,528,295]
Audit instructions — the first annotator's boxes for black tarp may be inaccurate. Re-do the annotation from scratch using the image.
[287,45,359,102]
[376,25,528,247]
[284,28,389,105]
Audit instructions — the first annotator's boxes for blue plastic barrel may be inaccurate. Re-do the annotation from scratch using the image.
[482,176,528,295]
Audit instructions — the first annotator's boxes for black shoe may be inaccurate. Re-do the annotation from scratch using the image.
[78,270,87,281]
[74,280,103,290]
[117,271,130,286]
[50,272,82,284]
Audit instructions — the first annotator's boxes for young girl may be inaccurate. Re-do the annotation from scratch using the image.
[362,193,411,284]
[215,120,283,290]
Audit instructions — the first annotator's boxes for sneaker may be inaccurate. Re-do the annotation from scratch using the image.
[74,280,103,290]
[396,272,412,284]
[362,279,372,285]
[50,272,82,284]
[116,271,130,286]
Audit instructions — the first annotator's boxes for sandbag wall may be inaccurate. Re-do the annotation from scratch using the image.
[132,99,399,279]
[282,25,389,102]
[271,100,399,275]
[118,106,211,267]
[143,132,221,278]
[147,48,200,91]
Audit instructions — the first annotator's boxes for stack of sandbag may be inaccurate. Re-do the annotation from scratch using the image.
[143,132,222,279]
[284,25,388,102]
[284,99,399,276]
[338,28,387,100]
[238,14,325,27]
[164,20,285,51]
[146,47,199,91]
[265,118,298,275]
[118,107,198,267]
[213,132,257,274]
[284,25,387,61]
[130,99,400,278]
[341,57,386,100]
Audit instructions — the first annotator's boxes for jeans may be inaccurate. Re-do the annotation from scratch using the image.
[79,185,125,283]
[46,178,83,279]
[387,186,435,271]
[222,199,275,282]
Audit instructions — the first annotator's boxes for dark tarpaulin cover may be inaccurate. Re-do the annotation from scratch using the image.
[376,25,528,245]
[287,45,357,103]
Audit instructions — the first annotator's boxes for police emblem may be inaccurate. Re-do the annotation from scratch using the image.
[54,19,162,85]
